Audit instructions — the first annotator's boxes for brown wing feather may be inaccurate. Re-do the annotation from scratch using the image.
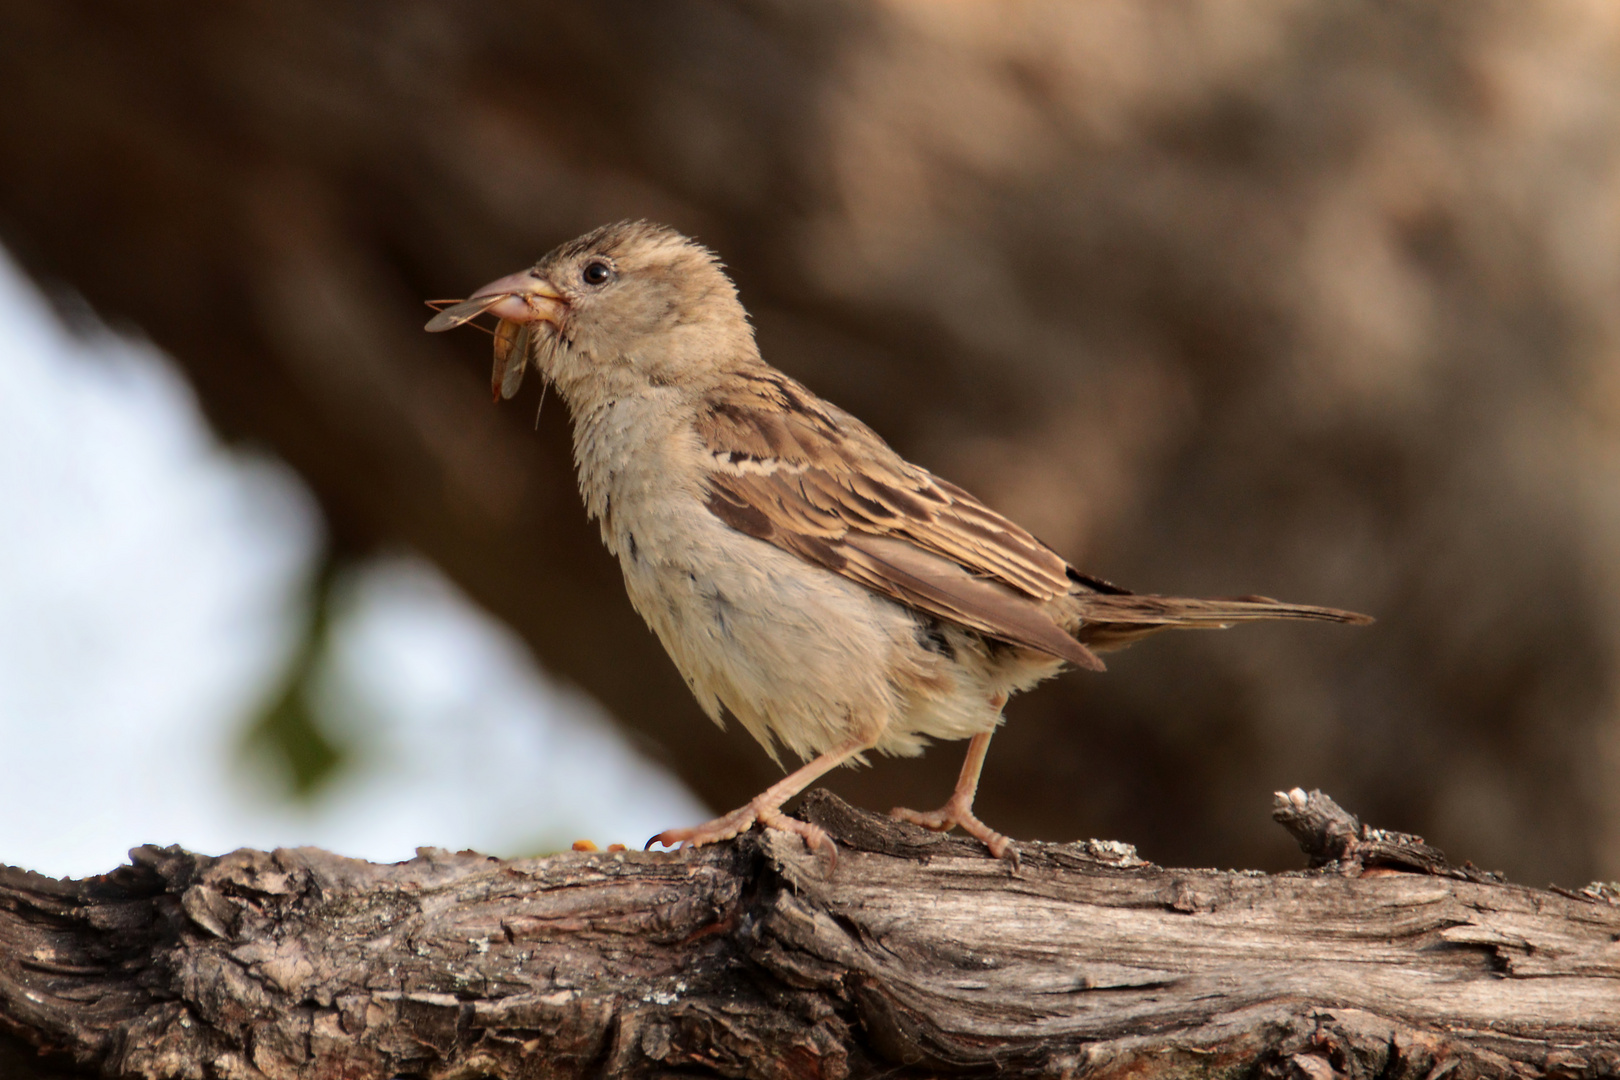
[696,369,1102,668]
[695,369,1372,663]
[842,535,1105,670]
[1074,593,1373,651]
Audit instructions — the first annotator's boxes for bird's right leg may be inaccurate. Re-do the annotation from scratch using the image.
[647,731,877,857]
[890,694,1017,860]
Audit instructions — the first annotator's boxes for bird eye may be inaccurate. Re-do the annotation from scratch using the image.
[582,260,614,286]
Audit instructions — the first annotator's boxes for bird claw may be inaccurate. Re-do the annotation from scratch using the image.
[759,807,838,870]
[891,799,1019,865]
[647,802,838,868]
[646,802,757,851]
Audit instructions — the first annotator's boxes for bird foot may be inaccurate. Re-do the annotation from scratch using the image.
[648,800,835,861]
[891,797,1018,863]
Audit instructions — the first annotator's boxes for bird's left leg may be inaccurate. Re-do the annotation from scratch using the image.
[647,730,877,857]
[890,694,1016,860]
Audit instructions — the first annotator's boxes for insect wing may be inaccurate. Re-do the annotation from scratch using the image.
[425,294,507,332]
[492,320,531,400]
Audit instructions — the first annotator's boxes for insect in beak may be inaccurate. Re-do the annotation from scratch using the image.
[425,270,569,403]
[425,270,568,331]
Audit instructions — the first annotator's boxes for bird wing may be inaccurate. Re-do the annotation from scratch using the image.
[695,368,1105,670]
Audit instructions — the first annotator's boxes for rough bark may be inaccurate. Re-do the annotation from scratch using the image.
[2,791,1617,1080]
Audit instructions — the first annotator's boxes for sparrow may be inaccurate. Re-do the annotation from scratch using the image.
[426,221,1371,861]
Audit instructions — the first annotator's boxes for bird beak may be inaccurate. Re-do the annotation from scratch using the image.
[423,270,569,332]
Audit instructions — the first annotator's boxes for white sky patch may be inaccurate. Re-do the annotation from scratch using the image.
[0,249,705,878]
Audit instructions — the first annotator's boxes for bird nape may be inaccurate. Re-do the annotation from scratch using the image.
[426,220,1372,863]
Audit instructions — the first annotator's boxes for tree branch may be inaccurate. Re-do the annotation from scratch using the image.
[3,791,1618,1079]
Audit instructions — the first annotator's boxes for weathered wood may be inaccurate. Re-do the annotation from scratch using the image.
[2,791,1618,1079]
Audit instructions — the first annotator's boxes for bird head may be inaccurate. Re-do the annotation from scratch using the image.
[426,221,754,402]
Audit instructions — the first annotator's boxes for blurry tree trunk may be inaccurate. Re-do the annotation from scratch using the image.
[3,792,1618,1080]
[2,2,1620,883]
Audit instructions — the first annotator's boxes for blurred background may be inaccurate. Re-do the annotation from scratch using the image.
[1,1,1618,886]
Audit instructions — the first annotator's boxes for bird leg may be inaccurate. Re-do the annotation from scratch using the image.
[647,733,874,858]
[890,695,1016,860]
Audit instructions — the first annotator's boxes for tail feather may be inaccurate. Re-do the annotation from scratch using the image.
[1073,593,1373,653]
